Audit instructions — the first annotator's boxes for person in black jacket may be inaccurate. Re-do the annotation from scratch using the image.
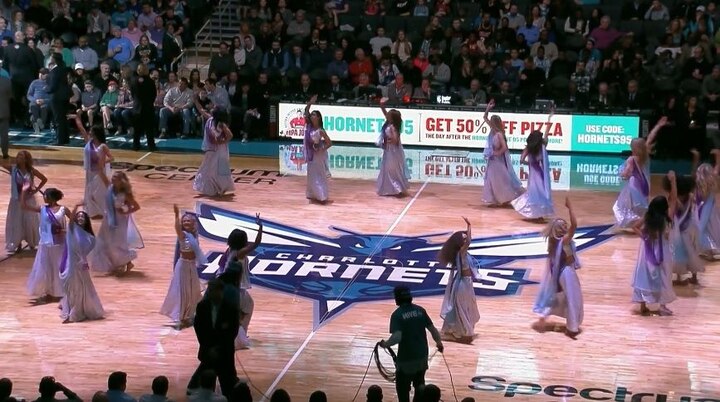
[187,279,240,399]
[132,64,157,151]
[4,31,39,124]
[47,52,71,145]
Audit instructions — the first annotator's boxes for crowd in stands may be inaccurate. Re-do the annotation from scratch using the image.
[0,0,715,155]
[0,371,480,402]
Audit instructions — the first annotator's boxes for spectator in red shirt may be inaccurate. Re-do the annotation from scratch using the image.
[348,48,373,85]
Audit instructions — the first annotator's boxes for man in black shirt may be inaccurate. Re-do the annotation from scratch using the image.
[380,286,444,402]
[132,64,157,151]
[47,53,71,145]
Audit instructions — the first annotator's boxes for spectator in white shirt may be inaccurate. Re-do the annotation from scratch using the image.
[369,27,392,59]
[188,371,226,402]
[159,77,194,138]
[644,0,670,20]
[504,4,526,30]
[138,377,174,402]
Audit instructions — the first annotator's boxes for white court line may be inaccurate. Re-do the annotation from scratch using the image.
[136,152,152,162]
[259,179,431,401]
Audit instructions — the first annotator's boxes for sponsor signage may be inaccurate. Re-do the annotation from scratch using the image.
[278,103,638,154]
[469,376,720,402]
[279,144,625,191]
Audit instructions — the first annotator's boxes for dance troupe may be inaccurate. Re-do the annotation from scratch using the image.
[3,95,713,345]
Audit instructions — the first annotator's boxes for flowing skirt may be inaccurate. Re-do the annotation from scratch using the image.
[193,150,235,196]
[540,267,584,333]
[511,174,554,220]
[672,226,705,276]
[612,183,648,229]
[699,205,720,258]
[631,246,676,306]
[26,243,64,298]
[5,196,39,252]
[441,277,480,338]
[60,266,105,322]
[306,150,330,202]
[89,214,140,273]
[235,289,254,350]
[160,258,203,322]
[482,156,524,205]
[85,170,108,217]
[377,145,410,196]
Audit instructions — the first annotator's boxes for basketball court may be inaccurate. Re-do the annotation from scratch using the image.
[1,143,719,402]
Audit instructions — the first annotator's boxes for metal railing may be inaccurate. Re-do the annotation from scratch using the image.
[172,50,186,72]
[192,0,235,69]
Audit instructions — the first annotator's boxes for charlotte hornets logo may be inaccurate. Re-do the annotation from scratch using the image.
[194,203,616,329]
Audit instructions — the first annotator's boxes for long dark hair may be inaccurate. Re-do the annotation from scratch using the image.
[76,211,95,236]
[525,130,543,157]
[644,195,670,239]
[212,109,229,127]
[90,125,106,143]
[387,109,402,133]
[438,231,465,267]
[227,228,248,250]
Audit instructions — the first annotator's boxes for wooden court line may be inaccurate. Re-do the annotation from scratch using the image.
[136,152,153,162]
[259,179,431,401]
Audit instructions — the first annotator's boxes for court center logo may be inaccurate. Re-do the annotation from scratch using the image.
[193,203,616,329]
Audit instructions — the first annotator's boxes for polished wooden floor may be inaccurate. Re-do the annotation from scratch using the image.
[1,145,719,402]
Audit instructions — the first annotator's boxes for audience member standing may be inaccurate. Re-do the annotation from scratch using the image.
[47,53,71,145]
[4,31,39,124]
[187,280,239,399]
[131,64,157,151]
[0,74,10,159]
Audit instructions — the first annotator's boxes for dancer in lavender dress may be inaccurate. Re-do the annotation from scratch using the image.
[5,150,46,253]
[160,205,205,329]
[89,171,144,275]
[533,197,583,339]
[21,184,71,303]
[79,124,113,219]
[512,112,554,221]
[631,171,678,316]
[691,148,720,259]
[482,100,524,206]
[438,217,481,344]
[216,215,263,349]
[193,108,235,197]
[613,117,667,231]
[376,98,410,196]
[663,173,705,285]
[304,95,332,203]
[60,205,105,323]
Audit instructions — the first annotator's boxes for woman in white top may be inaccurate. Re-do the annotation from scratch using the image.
[21,184,72,303]
[160,205,205,329]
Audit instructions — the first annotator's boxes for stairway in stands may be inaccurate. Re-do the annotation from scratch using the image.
[184,0,241,74]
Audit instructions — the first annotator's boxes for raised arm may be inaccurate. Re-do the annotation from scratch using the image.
[173,204,184,240]
[31,167,47,193]
[304,94,318,116]
[543,107,554,145]
[380,97,389,119]
[238,213,263,257]
[563,197,577,243]
[667,171,677,222]
[483,99,495,125]
[461,216,471,252]
[20,182,41,213]
[645,116,668,153]
[67,202,83,222]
